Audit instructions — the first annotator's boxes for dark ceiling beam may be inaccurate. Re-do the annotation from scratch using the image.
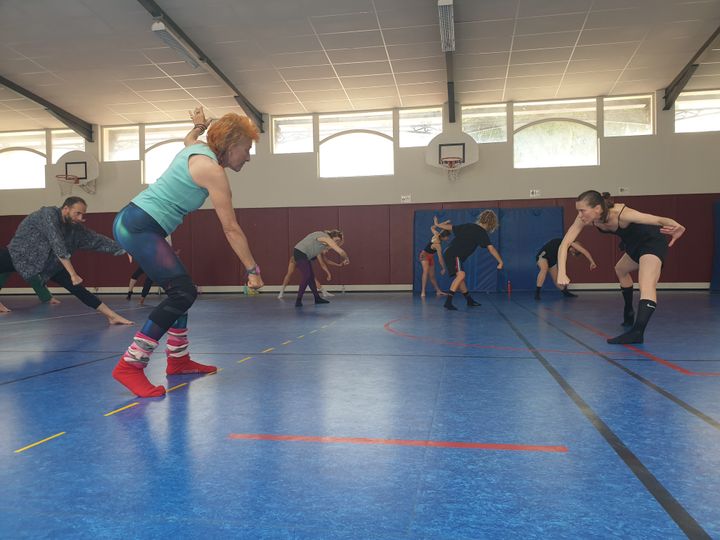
[663,24,720,111]
[445,52,456,123]
[0,74,94,142]
[136,0,265,132]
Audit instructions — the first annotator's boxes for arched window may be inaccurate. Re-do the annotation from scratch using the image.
[0,148,47,190]
[319,131,393,178]
[514,119,598,168]
[144,140,185,185]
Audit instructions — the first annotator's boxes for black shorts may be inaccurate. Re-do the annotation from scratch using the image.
[623,237,668,264]
[536,250,558,268]
[443,249,465,277]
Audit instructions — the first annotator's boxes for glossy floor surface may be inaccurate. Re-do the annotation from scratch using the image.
[1,291,719,539]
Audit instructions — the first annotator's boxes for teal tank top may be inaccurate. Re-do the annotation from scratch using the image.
[132,144,216,234]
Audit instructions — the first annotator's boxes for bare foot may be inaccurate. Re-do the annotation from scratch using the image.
[108,315,134,325]
[436,291,448,297]
[49,297,61,305]
[0,303,10,313]
[420,293,426,298]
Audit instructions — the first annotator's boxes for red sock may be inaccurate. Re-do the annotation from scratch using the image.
[112,359,166,397]
[166,353,217,375]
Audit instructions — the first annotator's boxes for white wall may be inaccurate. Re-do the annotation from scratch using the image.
[1,93,719,216]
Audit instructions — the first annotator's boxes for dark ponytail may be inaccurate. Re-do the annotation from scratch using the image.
[577,190,614,222]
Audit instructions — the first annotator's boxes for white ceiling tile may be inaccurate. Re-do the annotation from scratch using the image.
[382,26,440,46]
[562,71,623,85]
[455,66,509,81]
[392,57,446,73]
[255,35,322,55]
[271,51,330,69]
[395,71,446,85]
[334,61,392,77]
[123,78,182,92]
[456,19,516,40]
[377,8,439,28]
[346,86,397,99]
[511,47,574,64]
[311,12,380,34]
[585,8,647,30]
[327,47,389,64]
[578,27,648,46]
[302,99,353,113]
[136,89,191,102]
[505,75,564,89]
[455,79,505,92]
[506,86,560,101]
[320,31,384,50]
[567,58,634,73]
[278,65,336,81]
[509,61,567,77]
[456,36,513,55]
[573,42,640,61]
[519,0,593,18]
[387,43,444,60]
[341,74,398,88]
[457,1,519,22]
[513,31,581,50]
[454,52,510,68]
[288,78,342,92]
[515,13,588,35]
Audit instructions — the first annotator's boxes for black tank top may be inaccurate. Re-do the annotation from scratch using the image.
[595,206,664,251]
[422,241,436,254]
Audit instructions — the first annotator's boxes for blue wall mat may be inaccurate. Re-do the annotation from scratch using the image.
[497,207,564,292]
[413,207,563,293]
[712,201,720,292]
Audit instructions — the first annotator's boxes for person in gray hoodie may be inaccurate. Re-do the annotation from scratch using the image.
[0,196,132,325]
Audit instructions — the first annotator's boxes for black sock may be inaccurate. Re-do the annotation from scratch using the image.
[621,286,635,326]
[126,291,132,300]
[463,292,481,306]
[315,297,330,304]
[608,299,656,344]
[534,287,541,299]
[561,287,577,298]
[444,291,457,310]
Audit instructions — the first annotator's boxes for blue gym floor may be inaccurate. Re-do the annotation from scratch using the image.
[1,291,719,539]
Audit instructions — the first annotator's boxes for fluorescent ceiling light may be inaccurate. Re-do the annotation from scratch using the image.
[438,0,455,53]
[151,20,202,69]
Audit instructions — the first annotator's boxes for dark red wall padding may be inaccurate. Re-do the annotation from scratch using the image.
[0,193,717,289]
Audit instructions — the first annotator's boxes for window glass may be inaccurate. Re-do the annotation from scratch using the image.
[604,95,653,137]
[103,126,139,161]
[514,98,596,131]
[675,89,720,133]
[514,120,598,168]
[273,116,313,153]
[51,129,85,162]
[0,149,46,190]
[399,108,442,147]
[462,104,507,143]
[319,132,393,178]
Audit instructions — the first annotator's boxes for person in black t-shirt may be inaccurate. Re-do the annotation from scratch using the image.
[535,238,596,299]
[433,210,504,310]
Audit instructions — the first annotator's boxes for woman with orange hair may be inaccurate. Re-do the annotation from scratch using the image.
[111,107,263,397]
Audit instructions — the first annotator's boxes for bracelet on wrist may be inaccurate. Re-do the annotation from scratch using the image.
[246,264,261,275]
[194,123,207,131]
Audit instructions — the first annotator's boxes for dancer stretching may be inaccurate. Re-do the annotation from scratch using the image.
[112,107,262,397]
[558,190,685,344]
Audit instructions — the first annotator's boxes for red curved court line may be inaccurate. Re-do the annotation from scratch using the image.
[229,433,567,453]
[384,318,641,358]
[549,311,720,377]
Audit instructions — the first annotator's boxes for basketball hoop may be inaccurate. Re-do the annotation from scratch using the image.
[440,157,462,181]
[56,174,79,196]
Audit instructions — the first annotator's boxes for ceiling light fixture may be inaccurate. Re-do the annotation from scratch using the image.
[151,20,203,69]
[438,0,455,53]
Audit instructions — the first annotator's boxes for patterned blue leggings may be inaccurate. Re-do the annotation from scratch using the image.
[113,203,194,340]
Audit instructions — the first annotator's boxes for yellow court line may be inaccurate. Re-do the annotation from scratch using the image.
[208,368,223,375]
[262,348,275,353]
[297,335,304,339]
[104,402,139,417]
[167,382,188,393]
[15,432,66,453]
[238,356,253,364]
[282,340,292,345]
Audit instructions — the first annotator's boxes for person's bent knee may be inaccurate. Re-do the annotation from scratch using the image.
[165,276,198,312]
[456,270,466,281]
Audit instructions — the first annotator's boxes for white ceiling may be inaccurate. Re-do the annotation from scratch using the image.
[1,0,719,133]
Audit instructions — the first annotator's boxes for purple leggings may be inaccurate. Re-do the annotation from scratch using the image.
[294,254,320,302]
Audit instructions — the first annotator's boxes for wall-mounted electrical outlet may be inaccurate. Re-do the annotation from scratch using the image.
[530,189,541,198]
[618,187,630,194]
[400,194,412,203]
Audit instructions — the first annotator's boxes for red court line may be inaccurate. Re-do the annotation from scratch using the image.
[229,433,567,453]
[550,311,720,377]
[384,318,639,358]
